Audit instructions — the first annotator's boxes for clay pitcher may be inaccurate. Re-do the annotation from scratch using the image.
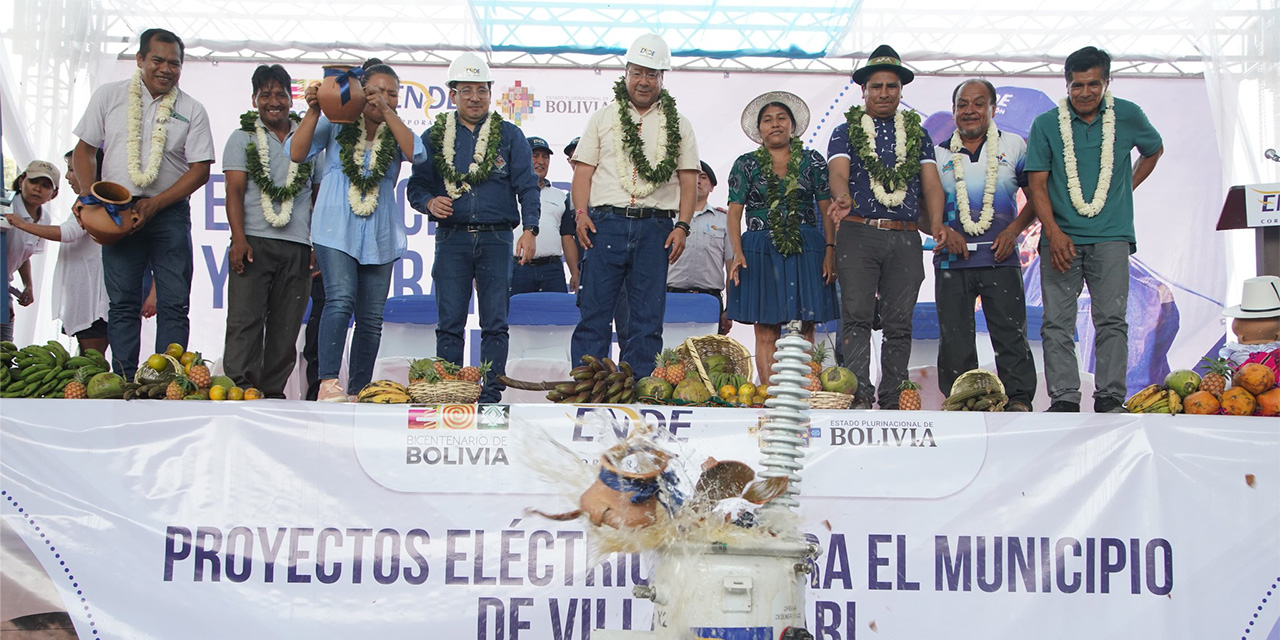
[73,181,138,245]
[318,65,368,124]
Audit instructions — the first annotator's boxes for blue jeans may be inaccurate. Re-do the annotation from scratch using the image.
[433,227,513,403]
[571,210,672,378]
[102,199,193,378]
[313,244,394,394]
[509,257,567,294]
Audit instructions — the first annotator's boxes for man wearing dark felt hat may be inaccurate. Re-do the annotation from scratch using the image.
[826,44,946,410]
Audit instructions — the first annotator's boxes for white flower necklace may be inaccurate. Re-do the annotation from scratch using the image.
[613,103,666,199]
[347,116,390,217]
[948,121,1000,236]
[125,69,179,188]
[441,111,497,200]
[1058,91,1116,218]
[861,111,909,207]
[252,120,301,227]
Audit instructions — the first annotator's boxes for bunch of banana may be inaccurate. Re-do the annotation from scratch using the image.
[1124,385,1182,414]
[941,385,1010,412]
[1,341,110,398]
[357,380,411,403]
[498,355,637,404]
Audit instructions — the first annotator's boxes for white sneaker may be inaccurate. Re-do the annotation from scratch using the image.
[317,379,347,402]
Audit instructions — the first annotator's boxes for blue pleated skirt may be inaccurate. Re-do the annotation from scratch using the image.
[727,226,839,325]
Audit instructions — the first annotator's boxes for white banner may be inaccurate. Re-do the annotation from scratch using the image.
[2,401,1277,639]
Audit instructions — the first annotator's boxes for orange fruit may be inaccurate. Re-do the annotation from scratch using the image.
[208,385,227,401]
[228,386,245,401]
[243,388,263,400]
[165,343,185,359]
[145,353,168,371]
[180,351,197,367]
[718,384,738,400]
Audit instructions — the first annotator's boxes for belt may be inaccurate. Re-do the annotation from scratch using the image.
[515,255,561,266]
[667,287,722,298]
[440,222,514,233]
[595,205,677,219]
[844,215,918,232]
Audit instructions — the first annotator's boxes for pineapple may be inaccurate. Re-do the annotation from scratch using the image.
[655,349,685,385]
[166,374,195,400]
[433,358,460,381]
[409,358,434,383]
[810,341,831,375]
[187,352,211,388]
[897,380,923,410]
[64,367,90,399]
[1199,357,1232,398]
[459,361,490,383]
[805,373,823,392]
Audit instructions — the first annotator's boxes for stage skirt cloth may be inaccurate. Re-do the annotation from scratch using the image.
[727,225,838,325]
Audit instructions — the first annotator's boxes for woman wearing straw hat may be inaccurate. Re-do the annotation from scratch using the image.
[726,91,839,380]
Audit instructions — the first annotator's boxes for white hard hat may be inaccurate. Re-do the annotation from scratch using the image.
[625,33,671,71]
[447,52,493,83]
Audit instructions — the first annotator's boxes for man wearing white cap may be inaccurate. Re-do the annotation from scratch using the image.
[569,33,700,377]
[408,52,541,402]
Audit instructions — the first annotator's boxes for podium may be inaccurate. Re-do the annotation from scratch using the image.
[1216,183,1280,276]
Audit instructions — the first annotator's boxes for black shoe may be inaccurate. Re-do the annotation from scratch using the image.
[1094,397,1126,414]
[1047,400,1080,412]
[851,398,874,410]
[1006,399,1032,412]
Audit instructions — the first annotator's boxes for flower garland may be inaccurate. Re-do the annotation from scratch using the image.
[947,120,1000,236]
[844,106,924,208]
[1058,91,1116,217]
[753,137,805,256]
[125,69,179,188]
[336,114,398,216]
[239,111,313,228]
[428,111,504,199]
[612,78,682,198]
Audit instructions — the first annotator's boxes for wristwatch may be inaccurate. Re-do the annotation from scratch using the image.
[526,226,540,236]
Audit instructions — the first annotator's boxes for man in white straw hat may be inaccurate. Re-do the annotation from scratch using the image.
[725,90,838,380]
[1219,275,1280,367]
[409,51,541,403]
[826,44,944,410]
[569,33,700,378]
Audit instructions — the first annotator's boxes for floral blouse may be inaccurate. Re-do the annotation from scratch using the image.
[727,147,830,232]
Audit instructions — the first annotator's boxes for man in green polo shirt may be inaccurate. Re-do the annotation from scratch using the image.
[1026,46,1163,413]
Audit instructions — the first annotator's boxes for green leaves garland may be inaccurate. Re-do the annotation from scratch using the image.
[612,78,681,186]
[428,112,504,189]
[754,137,805,256]
[336,116,399,196]
[239,110,312,203]
[844,106,924,192]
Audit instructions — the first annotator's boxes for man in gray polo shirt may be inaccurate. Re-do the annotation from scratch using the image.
[72,28,215,378]
[220,64,314,398]
[667,161,733,334]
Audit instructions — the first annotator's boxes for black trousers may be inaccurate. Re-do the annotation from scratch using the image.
[934,265,1037,405]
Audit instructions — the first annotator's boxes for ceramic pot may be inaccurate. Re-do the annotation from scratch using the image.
[318,65,367,124]
[73,181,138,245]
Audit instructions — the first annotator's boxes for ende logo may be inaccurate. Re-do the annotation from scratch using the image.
[498,80,539,127]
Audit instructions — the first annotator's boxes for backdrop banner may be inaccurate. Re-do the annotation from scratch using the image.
[2,401,1277,639]
[16,60,1222,397]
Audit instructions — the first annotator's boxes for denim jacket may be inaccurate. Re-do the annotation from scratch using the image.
[407,116,540,228]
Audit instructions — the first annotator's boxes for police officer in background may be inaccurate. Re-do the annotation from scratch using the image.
[666,161,733,334]
[511,136,578,293]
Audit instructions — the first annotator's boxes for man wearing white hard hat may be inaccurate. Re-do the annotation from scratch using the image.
[569,33,700,378]
[408,52,541,403]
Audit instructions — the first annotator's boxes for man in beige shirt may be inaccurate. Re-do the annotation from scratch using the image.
[569,33,700,377]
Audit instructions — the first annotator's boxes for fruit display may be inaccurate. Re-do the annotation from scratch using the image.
[940,369,1007,411]
[1,340,110,398]
[357,380,412,404]
[1123,384,1183,414]
[405,358,489,403]
[500,355,638,404]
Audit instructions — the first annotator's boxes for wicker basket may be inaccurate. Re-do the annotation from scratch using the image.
[808,390,853,410]
[408,380,482,404]
[677,335,754,392]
